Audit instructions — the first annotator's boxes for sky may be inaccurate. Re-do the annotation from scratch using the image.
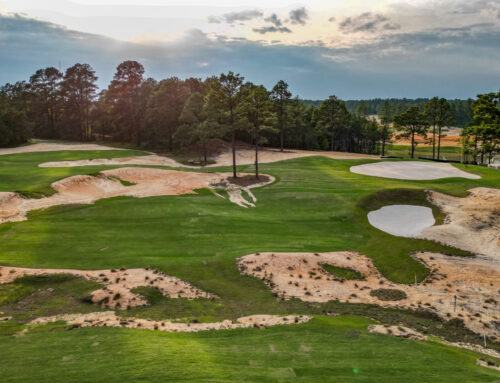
[0,0,499,99]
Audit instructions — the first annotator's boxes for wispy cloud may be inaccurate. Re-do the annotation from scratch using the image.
[253,25,292,34]
[289,7,309,25]
[338,12,400,33]
[208,9,263,25]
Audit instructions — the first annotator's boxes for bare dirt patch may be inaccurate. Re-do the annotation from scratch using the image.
[0,266,215,309]
[368,324,428,340]
[420,187,500,258]
[0,142,123,156]
[237,251,500,340]
[350,161,480,180]
[27,311,311,333]
[0,168,274,224]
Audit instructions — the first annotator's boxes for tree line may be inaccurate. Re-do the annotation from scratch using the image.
[0,60,497,171]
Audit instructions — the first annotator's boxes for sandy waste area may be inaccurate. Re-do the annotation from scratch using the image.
[350,161,481,180]
[27,312,311,333]
[0,167,275,224]
[0,142,122,156]
[238,250,500,340]
[421,187,500,258]
[0,266,215,309]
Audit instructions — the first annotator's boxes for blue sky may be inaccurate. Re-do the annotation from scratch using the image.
[0,0,499,99]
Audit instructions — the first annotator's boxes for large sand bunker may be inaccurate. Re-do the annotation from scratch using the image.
[368,205,435,237]
[350,161,480,180]
[0,142,122,156]
[421,187,500,258]
[0,266,214,309]
[238,251,500,340]
[0,168,274,224]
[39,148,377,169]
[27,312,311,333]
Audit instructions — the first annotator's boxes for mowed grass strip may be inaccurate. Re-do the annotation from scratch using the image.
[0,315,498,383]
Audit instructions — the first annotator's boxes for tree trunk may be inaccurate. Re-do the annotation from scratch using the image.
[232,131,237,178]
[280,130,284,152]
[432,125,436,160]
[382,138,386,156]
[255,138,259,179]
[411,131,415,159]
[330,125,335,151]
[203,141,207,167]
[437,127,442,160]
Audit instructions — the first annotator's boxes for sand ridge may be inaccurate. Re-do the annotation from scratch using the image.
[0,167,275,224]
[0,266,215,309]
[0,142,123,156]
[350,161,481,180]
[237,251,500,340]
[27,312,311,333]
[421,187,500,258]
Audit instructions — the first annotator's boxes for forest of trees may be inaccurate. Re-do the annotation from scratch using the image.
[0,60,498,168]
[303,98,474,128]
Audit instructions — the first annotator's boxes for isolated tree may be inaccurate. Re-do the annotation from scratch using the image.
[394,106,429,159]
[425,97,454,160]
[29,67,63,138]
[107,60,144,145]
[378,100,393,156]
[204,72,248,178]
[244,85,277,178]
[60,63,98,140]
[270,80,291,152]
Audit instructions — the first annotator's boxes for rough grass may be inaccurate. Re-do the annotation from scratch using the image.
[321,264,365,280]
[370,288,408,301]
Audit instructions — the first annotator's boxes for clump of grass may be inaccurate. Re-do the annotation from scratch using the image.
[107,176,135,187]
[370,288,407,301]
[321,264,365,280]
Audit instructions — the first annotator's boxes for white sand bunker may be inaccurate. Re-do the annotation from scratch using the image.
[0,266,215,309]
[0,168,274,224]
[368,205,435,237]
[350,161,480,180]
[28,312,311,333]
[421,187,500,258]
[39,148,377,169]
[238,251,500,340]
[0,142,123,156]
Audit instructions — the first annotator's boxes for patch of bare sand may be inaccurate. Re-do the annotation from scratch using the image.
[237,251,500,340]
[0,266,215,309]
[28,312,311,333]
[0,168,274,224]
[0,142,123,156]
[368,324,428,340]
[421,187,500,258]
[39,148,377,169]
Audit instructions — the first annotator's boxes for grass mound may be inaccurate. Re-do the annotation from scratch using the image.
[320,264,365,280]
[370,288,407,301]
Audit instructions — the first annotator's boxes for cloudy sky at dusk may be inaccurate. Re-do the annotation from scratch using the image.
[0,0,499,99]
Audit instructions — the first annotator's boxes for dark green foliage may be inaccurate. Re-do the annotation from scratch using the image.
[320,264,365,280]
[370,288,407,301]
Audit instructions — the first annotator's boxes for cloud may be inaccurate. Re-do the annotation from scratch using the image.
[264,13,283,27]
[328,17,336,23]
[1,13,499,99]
[338,12,400,33]
[289,7,309,25]
[253,26,291,34]
[207,9,263,25]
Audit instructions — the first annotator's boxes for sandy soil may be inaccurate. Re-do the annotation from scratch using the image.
[0,142,122,156]
[28,312,311,333]
[237,251,500,340]
[0,266,215,309]
[350,161,480,180]
[421,187,500,258]
[392,135,461,147]
[368,205,435,237]
[39,148,378,169]
[368,324,428,340]
[0,168,275,224]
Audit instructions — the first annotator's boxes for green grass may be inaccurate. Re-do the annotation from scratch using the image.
[0,150,499,379]
[0,315,498,383]
[321,264,365,280]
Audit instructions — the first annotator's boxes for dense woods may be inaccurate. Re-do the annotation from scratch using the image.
[0,61,498,165]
